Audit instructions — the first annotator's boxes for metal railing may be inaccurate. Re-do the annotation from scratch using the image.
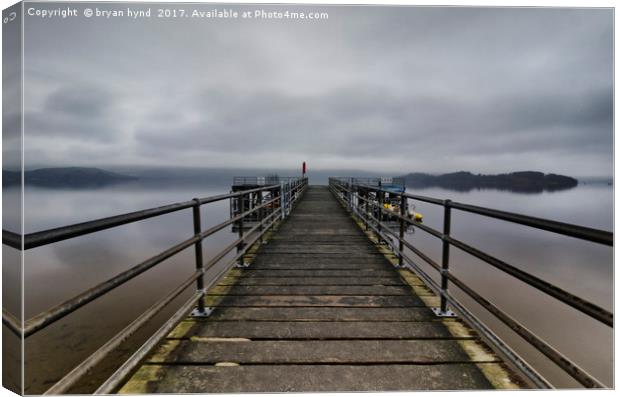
[2,177,308,394]
[329,177,612,389]
[233,176,303,186]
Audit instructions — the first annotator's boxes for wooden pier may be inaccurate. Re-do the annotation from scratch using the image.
[119,186,525,393]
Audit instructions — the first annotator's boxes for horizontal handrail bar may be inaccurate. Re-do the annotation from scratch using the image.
[44,270,202,395]
[339,182,613,327]
[228,212,282,266]
[22,195,283,337]
[353,182,444,205]
[349,211,553,388]
[334,185,593,388]
[354,201,441,272]
[333,186,552,388]
[94,290,203,394]
[396,248,553,388]
[355,192,443,239]
[331,180,609,387]
[450,201,612,246]
[24,234,200,337]
[446,235,613,327]
[337,179,613,246]
[2,308,21,337]
[94,203,287,394]
[24,201,196,250]
[196,184,281,206]
[211,196,281,237]
[6,184,281,250]
[445,271,604,388]
[204,209,282,270]
[0,178,305,393]
[44,184,297,393]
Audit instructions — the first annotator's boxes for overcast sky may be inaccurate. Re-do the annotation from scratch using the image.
[19,4,613,176]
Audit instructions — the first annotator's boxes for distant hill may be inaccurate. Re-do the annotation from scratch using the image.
[400,171,578,193]
[3,167,137,188]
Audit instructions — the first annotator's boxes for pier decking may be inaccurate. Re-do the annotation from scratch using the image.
[119,186,524,393]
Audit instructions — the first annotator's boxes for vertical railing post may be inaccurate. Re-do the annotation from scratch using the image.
[348,179,353,210]
[399,194,406,267]
[288,182,293,213]
[237,192,245,267]
[434,199,456,317]
[192,198,206,314]
[365,189,370,231]
[286,182,290,216]
[285,182,289,215]
[377,181,383,236]
[280,183,286,220]
[258,190,264,244]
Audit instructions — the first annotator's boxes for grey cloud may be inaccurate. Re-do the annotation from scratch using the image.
[25,84,122,141]
[22,5,613,176]
[45,85,113,118]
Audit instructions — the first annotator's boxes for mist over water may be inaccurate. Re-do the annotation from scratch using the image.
[8,175,613,391]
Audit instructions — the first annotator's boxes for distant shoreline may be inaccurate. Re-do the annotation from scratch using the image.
[3,167,137,189]
[1,167,607,192]
[399,171,579,193]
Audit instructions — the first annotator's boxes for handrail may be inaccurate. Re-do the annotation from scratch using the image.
[348,207,552,389]
[43,270,204,394]
[329,177,611,388]
[5,184,281,250]
[21,194,284,338]
[1,177,308,394]
[353,182,612,245]
[353,191,613,327]
[47,207,288,395]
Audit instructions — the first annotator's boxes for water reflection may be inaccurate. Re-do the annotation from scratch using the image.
[400,184,612,387]
[19,182,239,393]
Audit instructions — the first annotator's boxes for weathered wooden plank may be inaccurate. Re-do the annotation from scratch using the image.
[147,340,497,364]
[207,307,437,321]
[270,236,370,243]
[259,248,384,255]
[170,320,476,339]
[269,229,365,235]
[219,277,404,286]
[119,186,519,393]
[251,255,390,265]
[208,285,414,295]
[206,295,425,307]
[249,262,389,270]
[119,364,494,393]
[235,269,398,277]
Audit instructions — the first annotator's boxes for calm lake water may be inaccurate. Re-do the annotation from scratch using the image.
[400,183,613,388]
[4,179,613,392]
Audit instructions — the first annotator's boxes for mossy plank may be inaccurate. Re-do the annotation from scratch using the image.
[207,307,438,321]
[208,285,413,296]
[209,294,425,307]
[146,339,500,364]
[236,269,398,277]
[218,276,405,286]
[119,186,526,393]
[174,320,476,340]
[124,364,495,393]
